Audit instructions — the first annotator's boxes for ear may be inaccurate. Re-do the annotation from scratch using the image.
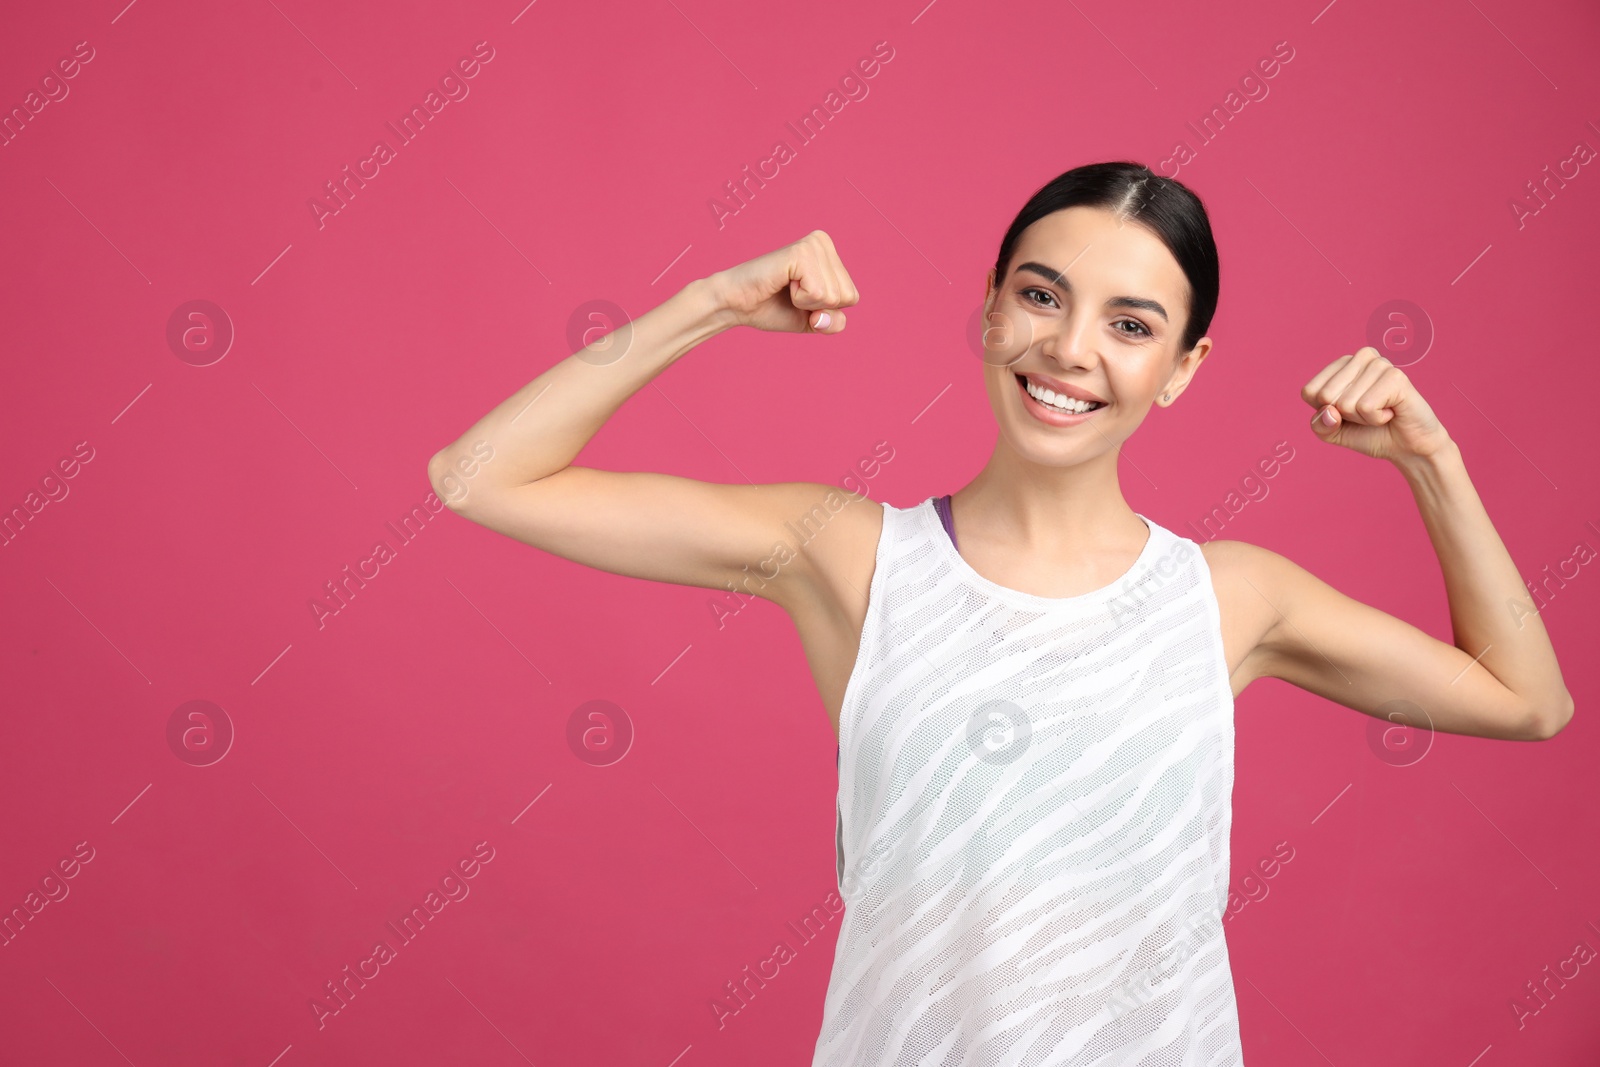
[1158,336,1213,406]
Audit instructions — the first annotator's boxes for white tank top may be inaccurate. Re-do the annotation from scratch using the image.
[817,496,1243,1066]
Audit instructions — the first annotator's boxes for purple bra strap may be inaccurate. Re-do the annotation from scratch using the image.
[933,494,958,551]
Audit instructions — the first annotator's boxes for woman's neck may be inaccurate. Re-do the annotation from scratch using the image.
[951,440,1143,554]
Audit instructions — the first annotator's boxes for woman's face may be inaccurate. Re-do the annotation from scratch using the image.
[980,205,1211,467]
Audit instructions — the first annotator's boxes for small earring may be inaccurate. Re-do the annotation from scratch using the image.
[1162,393,1171,401]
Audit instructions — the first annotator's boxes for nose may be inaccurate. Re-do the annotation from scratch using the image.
[1038,307,1099,374]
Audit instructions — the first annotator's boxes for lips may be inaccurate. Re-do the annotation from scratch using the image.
[1014,374,1107,425]
[1017,372,1105,405]
[1015,374,1106,411]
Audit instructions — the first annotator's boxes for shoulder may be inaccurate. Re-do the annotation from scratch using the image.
[1197,535,1371,642]
[1194,538,1311,689]
[1198,537,1298,583]
[1195,537,1287,615]
[1197,536,1325,613]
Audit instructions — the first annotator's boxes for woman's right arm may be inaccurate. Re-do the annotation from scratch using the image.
[425,231,864,612]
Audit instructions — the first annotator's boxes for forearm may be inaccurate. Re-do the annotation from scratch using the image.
[1394,440,1574,721]
[428,277,735,494]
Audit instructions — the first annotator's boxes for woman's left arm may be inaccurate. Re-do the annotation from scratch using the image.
[1225,346,1575,742]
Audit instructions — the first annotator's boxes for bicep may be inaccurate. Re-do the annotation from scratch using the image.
[1237,543,1540,741]
[441,466,872,606]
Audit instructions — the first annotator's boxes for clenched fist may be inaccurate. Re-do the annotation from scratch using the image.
[1302,346,1452,462]
[705,230,861,334]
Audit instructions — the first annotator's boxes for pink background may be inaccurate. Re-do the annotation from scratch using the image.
[2,0,1598,1063]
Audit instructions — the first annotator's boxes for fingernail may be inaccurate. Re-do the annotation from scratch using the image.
[815,311,831,330]
[1320,406,1337,427]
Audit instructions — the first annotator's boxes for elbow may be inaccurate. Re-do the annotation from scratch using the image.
[1528,693,1575,741]
[427,450,470,512]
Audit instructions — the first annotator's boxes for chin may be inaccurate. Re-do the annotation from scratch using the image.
[993,402,1134,471]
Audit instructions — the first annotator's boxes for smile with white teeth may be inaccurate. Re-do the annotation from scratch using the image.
[1020,375,1105,414]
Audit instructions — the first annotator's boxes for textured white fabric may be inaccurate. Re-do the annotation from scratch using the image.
[816,497,1243,1066]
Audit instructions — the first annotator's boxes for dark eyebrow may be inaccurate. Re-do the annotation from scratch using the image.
[1014,261,1168,323]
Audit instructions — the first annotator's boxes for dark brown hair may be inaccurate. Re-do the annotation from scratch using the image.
[992,161,1220,353]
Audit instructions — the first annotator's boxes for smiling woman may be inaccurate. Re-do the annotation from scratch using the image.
[428,160,1574,1067]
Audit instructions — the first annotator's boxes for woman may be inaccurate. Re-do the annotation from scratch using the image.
[427,161,1573,1064]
